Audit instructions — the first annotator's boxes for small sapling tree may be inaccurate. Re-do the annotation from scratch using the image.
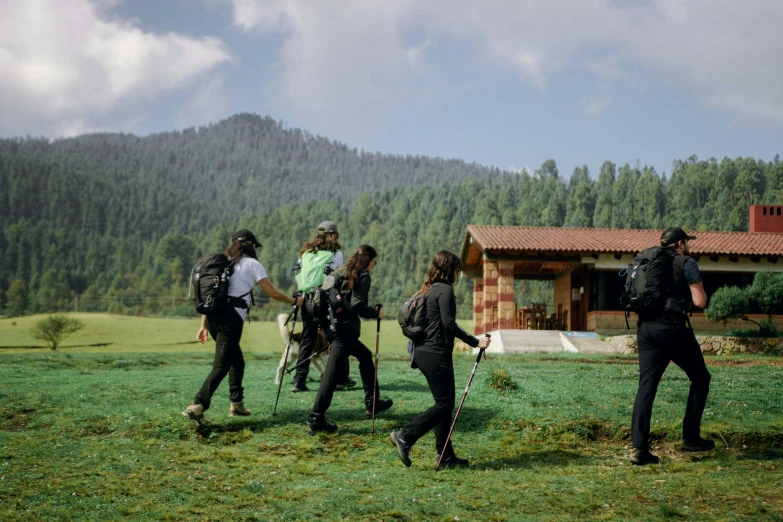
[33,315,85,351]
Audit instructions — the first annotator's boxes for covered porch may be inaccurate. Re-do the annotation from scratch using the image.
[460,221,783,337]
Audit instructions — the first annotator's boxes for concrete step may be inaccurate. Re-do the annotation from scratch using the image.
[471,330,621,355]
[479,329,564,354]
[560,332,618,354]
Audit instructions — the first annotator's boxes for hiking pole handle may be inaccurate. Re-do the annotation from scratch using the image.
[375,304,383,332]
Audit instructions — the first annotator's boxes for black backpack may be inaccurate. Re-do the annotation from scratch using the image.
[398,291,429,342]
[309,274,354,341]
[190,254,251,315]
[620,246,677,326]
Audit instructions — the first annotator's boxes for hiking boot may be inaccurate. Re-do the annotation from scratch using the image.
[681,437,715,452]
[365,398,393,417]
[389,430,412,467]
[436,453,470,468]
[630,448,660,465]
[182,403,212,428]
[229,402,251,417]
[308,413,337,434]
[291,382,310,393]
[336,378,358,390]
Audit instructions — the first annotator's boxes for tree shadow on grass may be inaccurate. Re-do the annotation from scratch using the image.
[335,406,499,435]
[476,449,594,470]
[736,447,783,461]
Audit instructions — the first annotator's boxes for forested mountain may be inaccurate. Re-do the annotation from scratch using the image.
[1,113,782,318]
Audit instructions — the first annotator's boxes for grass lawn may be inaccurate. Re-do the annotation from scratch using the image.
[1,314,782,520]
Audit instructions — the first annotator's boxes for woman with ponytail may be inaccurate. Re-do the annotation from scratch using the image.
[389,250,491,467]
[308,245,394,433]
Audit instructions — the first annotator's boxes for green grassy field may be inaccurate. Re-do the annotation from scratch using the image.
[0,313,417,356]
[1,314,782,521]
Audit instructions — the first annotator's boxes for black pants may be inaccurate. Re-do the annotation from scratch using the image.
[311,326,377,415]
[632,321,711,450]
[293,300,350,386]
[402,349,456,457]
[194,309,245,410]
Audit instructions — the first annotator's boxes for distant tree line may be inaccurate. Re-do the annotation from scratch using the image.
[1,114,781,318]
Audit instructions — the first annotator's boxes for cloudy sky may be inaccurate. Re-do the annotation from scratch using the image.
[2,0,783,176]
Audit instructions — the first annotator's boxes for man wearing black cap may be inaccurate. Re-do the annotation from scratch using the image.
[630,227,713,465]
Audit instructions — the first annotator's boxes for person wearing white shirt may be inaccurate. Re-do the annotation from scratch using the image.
[182,229,303,428]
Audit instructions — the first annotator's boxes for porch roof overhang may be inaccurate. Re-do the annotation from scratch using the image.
[460,225,783,278]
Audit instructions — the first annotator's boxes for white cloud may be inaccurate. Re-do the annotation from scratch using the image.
[177,74,230,128]
[583,95,613,117]
[0,0,231,136]
[229,0,783,129]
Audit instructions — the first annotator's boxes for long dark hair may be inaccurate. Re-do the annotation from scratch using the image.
[224,239,258,261]
[419,251,461,293]
[299,232,341,257]
[341,245,377,290]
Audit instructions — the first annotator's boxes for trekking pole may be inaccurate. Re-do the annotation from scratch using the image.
[435,334,491,470]
[284,342,332,375]
[273,304,299,416]
[371,303,382,434]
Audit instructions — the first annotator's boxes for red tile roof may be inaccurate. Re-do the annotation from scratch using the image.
[465,225,783,257]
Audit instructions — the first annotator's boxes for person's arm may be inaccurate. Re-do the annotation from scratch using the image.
[327,251,343,273]
[197,315,208,344]
[683,258,707,309]
[690,282,707,309]
[258,278,303,307]
[350,272,380,319]
[437,285,479,347]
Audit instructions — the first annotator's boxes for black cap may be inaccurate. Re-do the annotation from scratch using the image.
[661,227,696,245]
[232,229,261,247]
[318,221,339,235]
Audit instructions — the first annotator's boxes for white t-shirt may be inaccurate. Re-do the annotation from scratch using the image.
[229,256,268,321]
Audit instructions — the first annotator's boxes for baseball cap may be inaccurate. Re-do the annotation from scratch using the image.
[661,227,696,245]
[317,221,339,235]
[232,229,261,247]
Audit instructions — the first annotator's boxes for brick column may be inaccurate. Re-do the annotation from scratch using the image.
[497,260,515,329]
[473,278,484,335]
[483,258,499,332]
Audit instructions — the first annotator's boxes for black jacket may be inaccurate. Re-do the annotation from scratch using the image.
[418,282,478,354]
[336,269,379,335]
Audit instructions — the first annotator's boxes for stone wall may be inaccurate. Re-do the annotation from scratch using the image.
[606,334,783,355]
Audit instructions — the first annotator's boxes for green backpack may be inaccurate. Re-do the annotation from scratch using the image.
[296,250,336,292]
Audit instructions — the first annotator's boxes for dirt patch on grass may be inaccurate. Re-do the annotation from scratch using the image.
[0,407,37,432]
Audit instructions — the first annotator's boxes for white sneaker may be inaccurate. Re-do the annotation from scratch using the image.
[230,402,251,416]
[182,403,212,428]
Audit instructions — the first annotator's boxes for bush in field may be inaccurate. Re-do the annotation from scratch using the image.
[33,315,85,351]
[488,369,517,391]
[706,271,783,335]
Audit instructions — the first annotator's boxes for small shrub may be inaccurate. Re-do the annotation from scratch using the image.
[488,369,517,391]
[32,315,85,351]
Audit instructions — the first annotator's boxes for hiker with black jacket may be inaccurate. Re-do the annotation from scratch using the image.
[291,221,355,392]
[630,227,713,465]
[182,230,303,428]
[390,251,491,468]
[308,245,393,433]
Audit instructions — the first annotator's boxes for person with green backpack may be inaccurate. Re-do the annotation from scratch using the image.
[291,221,354,392]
